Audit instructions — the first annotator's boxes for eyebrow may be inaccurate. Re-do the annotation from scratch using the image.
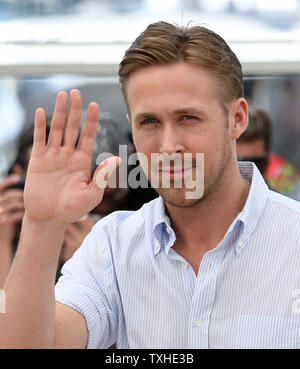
[173,108,208,118]
[134,108,208,122]
[134,112,156,122]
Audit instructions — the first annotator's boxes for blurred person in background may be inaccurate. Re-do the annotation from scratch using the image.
[237,104,300,201]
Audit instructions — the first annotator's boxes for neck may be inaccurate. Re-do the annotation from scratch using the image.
[165,162,250,250]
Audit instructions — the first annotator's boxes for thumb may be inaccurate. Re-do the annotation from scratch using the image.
[93,156,122,190]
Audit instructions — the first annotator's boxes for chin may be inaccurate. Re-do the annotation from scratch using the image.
[157,187,205,208]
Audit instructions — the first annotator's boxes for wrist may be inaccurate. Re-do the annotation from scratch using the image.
[23,213,67,234]
[16,214,67,265]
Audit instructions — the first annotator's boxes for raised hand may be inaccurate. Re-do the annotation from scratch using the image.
[24,89,120,226]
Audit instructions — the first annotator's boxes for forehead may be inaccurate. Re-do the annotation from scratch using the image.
[125,62,223,116]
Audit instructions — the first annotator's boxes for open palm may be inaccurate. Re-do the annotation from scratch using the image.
[24,90,120,225]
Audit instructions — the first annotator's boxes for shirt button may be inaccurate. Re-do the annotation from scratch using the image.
[183,263,188,269]
[166,228,171,234]
[237,240,243,247]
[195,319,201,327]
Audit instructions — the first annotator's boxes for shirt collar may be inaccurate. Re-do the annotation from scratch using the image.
[151,196,171,256]
[149,161,270,257]
[234,161,269,255]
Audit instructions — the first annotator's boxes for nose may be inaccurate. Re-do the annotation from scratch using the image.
[159,124,184,155]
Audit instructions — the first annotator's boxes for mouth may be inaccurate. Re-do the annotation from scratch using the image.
[159,167,193,178]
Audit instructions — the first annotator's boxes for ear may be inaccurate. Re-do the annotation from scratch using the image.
[230,98,248,140]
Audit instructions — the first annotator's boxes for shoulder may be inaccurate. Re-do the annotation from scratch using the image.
[262,190,300,237]
[268,190,300,215]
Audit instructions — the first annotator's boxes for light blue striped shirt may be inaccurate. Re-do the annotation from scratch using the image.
[55,162,300,349]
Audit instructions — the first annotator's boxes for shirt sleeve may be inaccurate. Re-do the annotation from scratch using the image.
[55,221,120,349]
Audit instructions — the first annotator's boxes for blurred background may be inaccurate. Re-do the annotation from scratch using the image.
[0,0,300,181]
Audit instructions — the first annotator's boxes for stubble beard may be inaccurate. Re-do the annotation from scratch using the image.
[153,130,233,209]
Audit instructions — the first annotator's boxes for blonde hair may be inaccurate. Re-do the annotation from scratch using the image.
[119,21,244,107]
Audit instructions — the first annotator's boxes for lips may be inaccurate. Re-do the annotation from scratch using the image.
[160,167,193,178]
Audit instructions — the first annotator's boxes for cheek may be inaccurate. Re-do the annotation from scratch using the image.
[188,131,213,155]
[132,129,158,155]
[202,130,230,163]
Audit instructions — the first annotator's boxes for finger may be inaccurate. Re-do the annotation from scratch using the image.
[74,216,87,230]
[63,89,82,149]
[31,108,47,156]
[77,102,99,155]
[62,234,79,252]
[80,215,89,222]
[63,232,73,244]
[0,190,23,207]
[0,210,24,224]
[0,201,25,216]
[79,214,94,231]
[64,224,79,239]
[64,235,81,252]
[0,175,21,193]
[60,239,77,261]
[47,91,69,149]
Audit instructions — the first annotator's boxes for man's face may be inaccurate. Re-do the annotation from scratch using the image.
[126,61,238,208]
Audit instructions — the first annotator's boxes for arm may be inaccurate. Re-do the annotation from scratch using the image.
[0,89,120,348]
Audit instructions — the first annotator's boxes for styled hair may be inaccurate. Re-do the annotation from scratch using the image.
[238,105,272,152]
[119,21,244,106]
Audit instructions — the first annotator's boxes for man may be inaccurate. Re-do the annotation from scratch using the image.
[237,104,300,200]
[1,22,299,349]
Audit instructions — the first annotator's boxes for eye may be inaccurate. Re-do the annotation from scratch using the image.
[141,118,158,125]
[183,115,198,121]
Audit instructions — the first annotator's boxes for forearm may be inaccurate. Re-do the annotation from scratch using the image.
[0,215,65,348]
[0,240,13,288]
